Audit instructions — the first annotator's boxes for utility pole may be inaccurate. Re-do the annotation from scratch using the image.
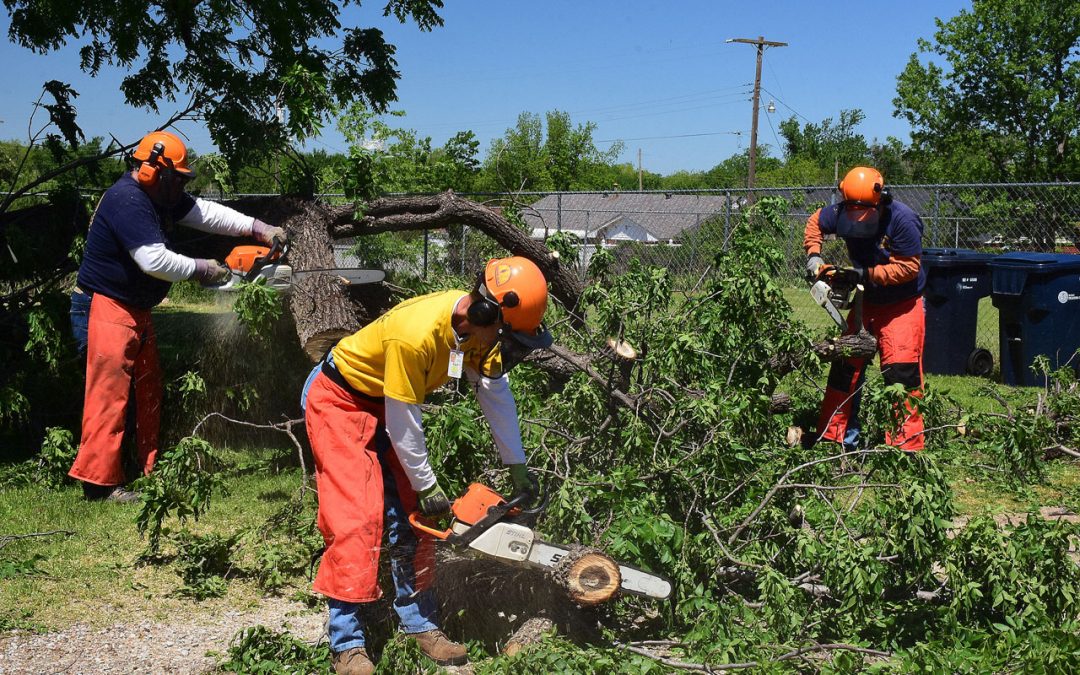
[726,36,787,189]
[638,148,643,190]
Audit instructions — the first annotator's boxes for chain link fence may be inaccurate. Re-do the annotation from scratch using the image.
[238,184,1080,375]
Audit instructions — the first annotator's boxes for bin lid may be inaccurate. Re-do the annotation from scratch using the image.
[989,252,1080,272]
[923,248,996,267]
[990,252,1080,296]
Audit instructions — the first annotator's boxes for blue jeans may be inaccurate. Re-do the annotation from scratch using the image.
[843,370,865,451]
[70,290,92,354]
[326,456,439,652]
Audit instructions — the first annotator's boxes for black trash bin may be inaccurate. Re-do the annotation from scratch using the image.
[921,248,996,376]
[990,252,1080,386]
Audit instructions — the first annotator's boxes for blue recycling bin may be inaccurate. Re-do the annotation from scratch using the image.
[921,249,996,376]
[990,252,1080,386]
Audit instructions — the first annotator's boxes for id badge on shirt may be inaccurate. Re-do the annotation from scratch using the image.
[448,349,465,379]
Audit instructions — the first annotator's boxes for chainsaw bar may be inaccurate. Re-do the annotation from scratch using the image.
[810,279,846,329]
[528,539,673,600]
[211,265,385,292]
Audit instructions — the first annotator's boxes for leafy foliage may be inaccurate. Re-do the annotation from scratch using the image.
[232,279,284,339]
[218,626,332,674]
[134,437,229,553]
[4,0,447,165]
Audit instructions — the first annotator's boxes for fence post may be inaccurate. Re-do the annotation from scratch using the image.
[557,193,562,232]
[724,191,732,251]
[461,225,467,276]
[423,229,429,279]
[932,188,940,248]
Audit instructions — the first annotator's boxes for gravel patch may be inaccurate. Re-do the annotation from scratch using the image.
[0,597,325,675]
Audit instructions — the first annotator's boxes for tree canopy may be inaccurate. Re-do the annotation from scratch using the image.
[3,0,446,164]
[894,0,1080,181]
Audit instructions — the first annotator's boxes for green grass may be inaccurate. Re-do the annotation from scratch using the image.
[0,459,311,632]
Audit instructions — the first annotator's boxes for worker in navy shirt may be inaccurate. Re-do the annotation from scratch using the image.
[68,130,286,502]
[804,166,927,452]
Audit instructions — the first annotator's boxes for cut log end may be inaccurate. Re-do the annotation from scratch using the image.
[606,337,638,361]
[552,547,622,606]
[502,617,555,657]
[303,330,353,363]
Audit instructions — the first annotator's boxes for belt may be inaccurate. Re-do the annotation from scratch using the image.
[321,352,384,404]
[73,286,92,296]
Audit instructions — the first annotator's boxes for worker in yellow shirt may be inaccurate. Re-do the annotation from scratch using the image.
[301,256,552,675]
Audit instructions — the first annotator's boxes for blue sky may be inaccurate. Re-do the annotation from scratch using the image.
[0,1,970,176]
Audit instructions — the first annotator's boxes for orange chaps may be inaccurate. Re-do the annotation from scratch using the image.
[817,295,926,452]
[68,294,162,486]
[305,370,435,603]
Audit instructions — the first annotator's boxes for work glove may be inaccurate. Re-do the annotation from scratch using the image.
[849,263,867,285]
[418,482,451,518]
[508,464,539,501]
[193,258,231,285]
[252,219,287,247]
[805,254,825,281]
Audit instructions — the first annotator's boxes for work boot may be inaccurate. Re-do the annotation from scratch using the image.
[411,629,468,666]
[105,487,142,504]
[83,482,140,504]
[331,647,375,675]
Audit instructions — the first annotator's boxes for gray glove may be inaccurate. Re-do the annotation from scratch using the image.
[418,482,451,517]
[193,258,230,285]
[805,255,825,281]
[252,220,286,246]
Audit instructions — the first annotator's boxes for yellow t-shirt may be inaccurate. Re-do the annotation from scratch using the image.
[330,290,503,403]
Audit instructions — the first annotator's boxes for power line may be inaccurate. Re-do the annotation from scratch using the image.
[760,86,811,123]
[597,130,746,143]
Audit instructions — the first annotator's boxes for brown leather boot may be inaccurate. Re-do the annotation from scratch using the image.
[411,629,468,666]
[331,647,375,675]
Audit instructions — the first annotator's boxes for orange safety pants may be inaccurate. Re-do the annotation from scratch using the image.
[305,370,435,603]
[68,294,162,486]
[817,295,926,452]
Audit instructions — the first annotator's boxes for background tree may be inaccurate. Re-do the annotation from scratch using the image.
[477,111,623,192]
[3,0,446,167]
[894,0,1080,182]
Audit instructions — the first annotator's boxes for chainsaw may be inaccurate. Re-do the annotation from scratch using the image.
[408,483,672,606]
[809,265,864,330]
[207,240,385,292]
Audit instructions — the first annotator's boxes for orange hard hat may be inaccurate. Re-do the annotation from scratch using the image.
[838,166,884,206]
[132,130,195,177]
[483,256,550,339]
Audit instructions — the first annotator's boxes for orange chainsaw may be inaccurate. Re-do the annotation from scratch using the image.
[409,483,672,606]
[208,240,385,292]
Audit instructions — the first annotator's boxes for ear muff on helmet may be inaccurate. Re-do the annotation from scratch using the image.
[136,142,166,187]
[468,270,520,326]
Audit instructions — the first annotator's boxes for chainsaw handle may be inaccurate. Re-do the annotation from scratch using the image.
[513,480,550,517]
[407,511,452,540]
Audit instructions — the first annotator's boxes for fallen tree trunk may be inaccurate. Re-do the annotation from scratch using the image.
[329,191,583,311]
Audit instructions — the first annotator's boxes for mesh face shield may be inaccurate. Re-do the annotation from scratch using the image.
[835,202,882,239]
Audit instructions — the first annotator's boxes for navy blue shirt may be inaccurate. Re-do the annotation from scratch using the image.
[816,199,926,305]
[77,174,196,309]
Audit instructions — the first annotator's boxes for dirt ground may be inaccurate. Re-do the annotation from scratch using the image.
[0,597,325,675]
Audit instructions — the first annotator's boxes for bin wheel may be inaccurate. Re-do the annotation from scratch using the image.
[966,348,994,377]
